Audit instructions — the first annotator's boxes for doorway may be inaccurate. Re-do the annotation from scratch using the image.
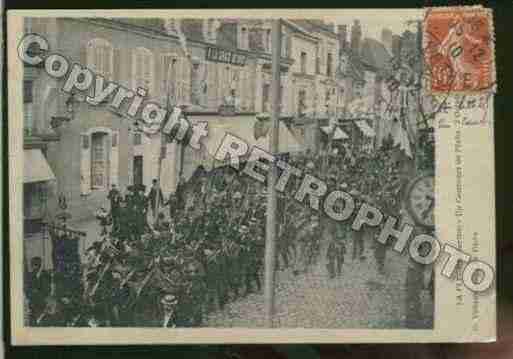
[133,155,143,186]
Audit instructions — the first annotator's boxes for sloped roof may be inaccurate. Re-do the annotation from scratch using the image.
[337,49,365,83]
[181,19,205,42]
[289,19,337,39]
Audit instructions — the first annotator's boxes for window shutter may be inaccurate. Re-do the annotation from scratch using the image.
[184,58,191,104]
[80,133,91,195]
[127,134,134,186]
[207,63,216,108]
[113,48,121,83]
[144,52,152,95]
[110,130,119,187]
[81,42,88,67]
[161,54,169,103]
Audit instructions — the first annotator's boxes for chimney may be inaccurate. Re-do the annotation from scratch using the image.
[392,34,402,58]
[337,24,348,51]
[350,20,362,54]
[381,28,393,54]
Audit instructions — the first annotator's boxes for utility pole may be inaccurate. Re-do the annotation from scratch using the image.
[264,19,281,328]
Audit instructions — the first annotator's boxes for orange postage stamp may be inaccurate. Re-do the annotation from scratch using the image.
[424,6,495,93]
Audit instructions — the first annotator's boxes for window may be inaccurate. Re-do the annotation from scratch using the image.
[240,27,249,50]
[161,54,178,105]
[300,52,307,74]
[24,182,46,221]
[315,45,321,74]
[191,61,202,105]
[133,133,142,146]
[262,83,270,112]
[298,89,306,115]
[91,132,109,189]
[24,18,32,34]
[281,34,290,58]
[24,80,34,136]
[87,38,114,80]
[132,47,154,94]
[327,53,333,77]
[265,29,271,52]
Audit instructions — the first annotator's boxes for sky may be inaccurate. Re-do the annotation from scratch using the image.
[323,9,423,42]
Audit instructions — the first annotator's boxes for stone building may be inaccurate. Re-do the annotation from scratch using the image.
[336,20,394,152]
[22,17,307,229]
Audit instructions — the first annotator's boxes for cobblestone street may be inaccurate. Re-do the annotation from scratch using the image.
[207,240,433,328]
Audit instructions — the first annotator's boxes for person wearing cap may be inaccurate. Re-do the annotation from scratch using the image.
[180,260,206,327]
[152,293,179,328]
[25,256,52,325]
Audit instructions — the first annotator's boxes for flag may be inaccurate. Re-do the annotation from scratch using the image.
[163,106,182,135]
[391,118,413,159]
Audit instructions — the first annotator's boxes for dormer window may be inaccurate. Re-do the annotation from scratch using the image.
[164,19,177,35]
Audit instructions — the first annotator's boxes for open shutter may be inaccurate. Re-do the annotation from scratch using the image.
[113,48,121,83]
[182,57,191,104]
[80,133,91,195]
[207,62,216,108]
[161,54,169,103]
[127,133,134,186]
[110,130,119,187]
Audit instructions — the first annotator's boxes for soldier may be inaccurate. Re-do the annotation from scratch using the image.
[152,293,180,328]
[179,260,206,327]
[374,221,387,275]
[350,189,366,262]
[25,256,52,325]
[110,268,132,326]
[335,224,347,277]
[35,296,66,327]
[326,238,338,279]
[108,184,122,232]
[147,179,164,221]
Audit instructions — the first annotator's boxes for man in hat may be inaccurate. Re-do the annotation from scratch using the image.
[25,256,52,325]
[152,292,179,327]
[108,184,122,232]
[147,179,164,221]
[132,184,148,238]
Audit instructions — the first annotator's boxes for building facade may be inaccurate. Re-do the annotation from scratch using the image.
[23,17,305,225]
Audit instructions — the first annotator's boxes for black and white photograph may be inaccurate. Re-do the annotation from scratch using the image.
[18,14,439,331]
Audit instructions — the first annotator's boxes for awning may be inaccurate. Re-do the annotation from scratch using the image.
[190,115,304,158]
[355,120,375,137]
[320,126,349,140]
[24,149,56,183]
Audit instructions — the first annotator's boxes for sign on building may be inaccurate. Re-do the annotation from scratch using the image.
[206,47,247,66]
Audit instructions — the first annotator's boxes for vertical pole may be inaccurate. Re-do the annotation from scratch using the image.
[154,131,165,221]
[264,19,281,328]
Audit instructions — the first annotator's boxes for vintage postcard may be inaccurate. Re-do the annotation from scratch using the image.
[8,8,496,344]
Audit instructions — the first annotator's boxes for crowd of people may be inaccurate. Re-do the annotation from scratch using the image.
[24,140,426,327]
